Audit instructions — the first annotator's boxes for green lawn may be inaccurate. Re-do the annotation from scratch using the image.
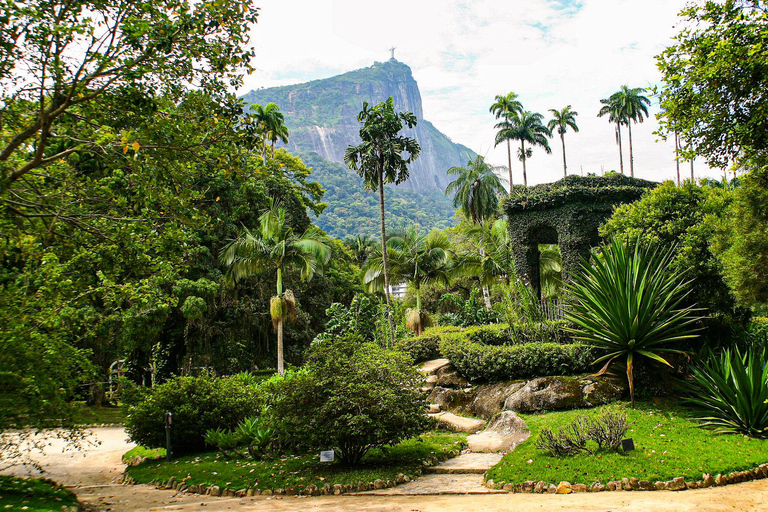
[0,476,79,511]
[126,431,466,491]
[487,401,768,486]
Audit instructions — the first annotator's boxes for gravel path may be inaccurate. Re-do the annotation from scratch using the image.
[3,428,768,511]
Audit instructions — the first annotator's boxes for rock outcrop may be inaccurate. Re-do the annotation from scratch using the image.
[241,59,476,195]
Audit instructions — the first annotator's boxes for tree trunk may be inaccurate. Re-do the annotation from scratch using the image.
[691,158,694,181]
[616,123,624,174]
[627,122,635,177]
[482,286,492,310]
[271,140,276,158]
[506,139,513,191]
[675,131,681,186]
[521,140,528,187]
[560,132,567,178]
[277,318,284,375]
[378,170,396,344]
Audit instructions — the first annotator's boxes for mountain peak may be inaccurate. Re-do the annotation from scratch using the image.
[241,62,475,195]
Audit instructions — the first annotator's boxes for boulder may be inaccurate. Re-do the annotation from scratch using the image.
[429,386,474,412]
[436,364,469,388]
[581,376,626,406]
[466,411,530,453]
[504,376,584,412]
[468,382,524,419]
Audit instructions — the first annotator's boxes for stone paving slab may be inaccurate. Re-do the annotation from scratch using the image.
[428,412,486,433]
[419,358,451,375]
[353,474,507,495]
[467,431,530,453]
[426,453,503,474]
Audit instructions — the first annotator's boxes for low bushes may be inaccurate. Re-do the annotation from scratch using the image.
[125,372,261,455]
[440,330,595,382]
[394,326,461,362]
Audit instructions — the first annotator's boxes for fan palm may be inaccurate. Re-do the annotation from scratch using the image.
[462,218,514,309]
[598,97,626,174]
[565,238,702,407]
[363,226,452,335]
[494,111,551,187]
[444,155,507,224]
[221,202,331,374]
[547,106,579,177]
[612,86,650,177]
[344,97,421,320]
[490,92,524,189]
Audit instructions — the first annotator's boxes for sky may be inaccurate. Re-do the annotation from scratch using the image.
[242,0,722,186]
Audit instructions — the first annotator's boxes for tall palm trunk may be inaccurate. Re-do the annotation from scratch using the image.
[690,158,694,181]
[506,140,513,191]
[276,319,284,374]
[674,131,681,186]
[378,168,396,345]
[560,131,567,178]
[616,123,624,174]
[627,122,635,177]
[520,140,528,187]
[479,247,492,310]
[271,139,276,158]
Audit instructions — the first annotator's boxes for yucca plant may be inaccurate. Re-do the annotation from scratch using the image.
[565,238,702,407]
[686,347,768,438]
[236,416,275,459]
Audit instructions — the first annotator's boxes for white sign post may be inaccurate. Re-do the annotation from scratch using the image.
[319,450,335,462]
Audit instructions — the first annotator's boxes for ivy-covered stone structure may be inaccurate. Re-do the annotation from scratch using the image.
[502,174,658,297]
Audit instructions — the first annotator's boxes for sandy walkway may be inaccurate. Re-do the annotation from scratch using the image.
[3,428,768,512]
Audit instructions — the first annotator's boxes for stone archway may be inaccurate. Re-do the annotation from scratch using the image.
[504,174,657,298]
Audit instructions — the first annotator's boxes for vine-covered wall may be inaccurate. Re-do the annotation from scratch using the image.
[502,174,658,296]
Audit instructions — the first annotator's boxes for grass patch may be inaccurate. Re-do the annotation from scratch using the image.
[123,445,166,463]
[487,401,768,486]
[71,403,126,425]
[126,431,466,490]
[0,476,80,511]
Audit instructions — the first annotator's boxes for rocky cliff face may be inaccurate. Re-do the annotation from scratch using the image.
[241,60,475,195]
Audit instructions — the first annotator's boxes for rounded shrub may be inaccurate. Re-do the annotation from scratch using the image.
[260,335,431,464]
[125,373,261,455]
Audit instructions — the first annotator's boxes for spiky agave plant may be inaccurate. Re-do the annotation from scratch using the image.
[565,238,702,407]
[686,347,768,438]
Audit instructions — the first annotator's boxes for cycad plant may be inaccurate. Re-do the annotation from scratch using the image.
[565,238,702,407]
[686,347,768,438]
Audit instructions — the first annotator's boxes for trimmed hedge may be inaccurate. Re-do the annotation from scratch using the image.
[440,330,596,382]
[394,326,462,362]
[467,322,573,346]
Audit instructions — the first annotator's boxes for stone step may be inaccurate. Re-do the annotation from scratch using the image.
[352,474,507,495]
[428,412,486,434]
[426,403,441,414]
[419,358,451,375]
[426,374,438,385]
[466,431,530,453]
[425,453,504,474]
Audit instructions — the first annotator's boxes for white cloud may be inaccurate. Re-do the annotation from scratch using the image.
[243,0,718,185]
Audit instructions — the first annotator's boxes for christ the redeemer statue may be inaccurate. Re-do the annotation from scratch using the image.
[389,47,396,60]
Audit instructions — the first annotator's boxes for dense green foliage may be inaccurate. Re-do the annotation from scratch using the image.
[686,347,768,438]
[429,324,593,382]
[302,152,456,239]
[125,432,467,491]
[259,336,430,464]
[566,238,701,406]
[487,402,768,486]
[657,0,768,167]
[125,373,261,455]
[601,180,740,326]
[714,166,768,307]
[393,326,462,362]
[0,476,80,512]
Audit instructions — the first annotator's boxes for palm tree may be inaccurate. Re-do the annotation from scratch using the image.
[598,97,626,174]
[547,106,579,178]
[363,227,452,335]
[444,155,507,224]
[490,92,523,189]
[463,218,514,309]
[494,111,552,187]
[221,202,330,374]
[251,103,289,161]
[538,244,563,300]
[344,97,421,338]
[612,86,650,177]
[345,234,376,266]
